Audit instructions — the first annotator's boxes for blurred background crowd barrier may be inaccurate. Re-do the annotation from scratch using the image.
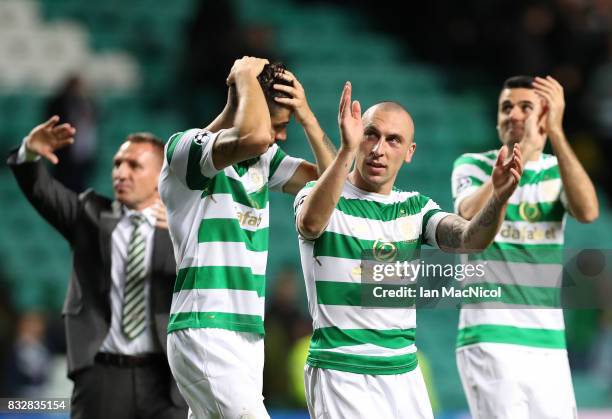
[0,0,611,417]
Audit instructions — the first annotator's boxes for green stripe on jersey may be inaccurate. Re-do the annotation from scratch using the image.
[314,231,421,260]
[335,193,431,221]
[307,350,418,375]
[311,327,416,350]
[174,266,266,297]
[520,165,561,186]
[186,139,209,189]
[454,151,568,349]
[299,185,440,375]
[198,218,268,252]
[166,132,183,165]
[457,324,566,349]
[202,173,269,210]
[269,146,287,179]
[168,312,264,335]
[454,156,561,187]
[316,281,416,307]
[453,155,493,174]
[166,141,281,337]
[505,201,565,222]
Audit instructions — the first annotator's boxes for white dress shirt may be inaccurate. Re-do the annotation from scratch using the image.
[99,205,160,355]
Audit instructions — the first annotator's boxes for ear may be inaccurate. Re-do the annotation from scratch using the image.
[404,142,417,163]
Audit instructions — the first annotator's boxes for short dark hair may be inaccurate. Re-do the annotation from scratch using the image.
[258,62,292,108]
[502,75,534,90]
[125,132,164,160]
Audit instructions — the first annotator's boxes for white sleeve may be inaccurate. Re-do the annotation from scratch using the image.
[164,128,224,190]
[267,144,304,192]
[421,197,452,248]
[451,162,488,214]
[293,182,316,238]
[16,137,41,164]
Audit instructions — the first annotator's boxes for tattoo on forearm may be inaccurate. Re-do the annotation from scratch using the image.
[438,197,503,252]
[437,216,467,250]
[215,138,239,156]
[474,196,501,228]
[463,196,502,245]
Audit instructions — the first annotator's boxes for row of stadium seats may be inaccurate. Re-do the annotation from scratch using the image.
[0,0,139,92]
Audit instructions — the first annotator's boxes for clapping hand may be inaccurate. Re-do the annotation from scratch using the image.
[338,82,362,152]
[492,144,523,202]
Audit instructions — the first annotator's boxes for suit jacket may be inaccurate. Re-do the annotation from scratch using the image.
[7,150,184,406]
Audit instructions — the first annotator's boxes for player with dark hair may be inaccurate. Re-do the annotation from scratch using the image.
[160,57,336,418]
[452,75,599,418]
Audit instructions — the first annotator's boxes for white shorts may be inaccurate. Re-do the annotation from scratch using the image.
[456,343,577,419]
[167,328,269,419]
[304,364,434,419]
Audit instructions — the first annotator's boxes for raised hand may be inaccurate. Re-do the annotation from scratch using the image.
[226,56,269,86]
[533,76,565,137]
[338,81,362,152]
[518,104,546,162]
[272,70,315,125]
[25,116,76,164]
[492,144,523,202]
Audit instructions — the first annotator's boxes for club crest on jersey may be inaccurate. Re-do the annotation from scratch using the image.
[373,239,397,262]
[456,176,472,195]
[248,166,265,191]
[399,218,417,239]
[518,202,541,222]
[194,130,210,145]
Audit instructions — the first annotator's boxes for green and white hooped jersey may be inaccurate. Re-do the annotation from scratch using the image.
[159,128,302,335]
[295,180,450,375]
[452,150,568,350]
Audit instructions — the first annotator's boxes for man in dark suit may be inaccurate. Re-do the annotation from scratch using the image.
[8,116,187,419]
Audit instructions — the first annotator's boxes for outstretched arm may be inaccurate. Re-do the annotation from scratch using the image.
[7,116,80,243]
[533,76,598,223]
[297,82,360,239]
[274,70,337,195]
[438,145,523,253]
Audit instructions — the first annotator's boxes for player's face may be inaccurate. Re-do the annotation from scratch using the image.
[497,88,543,145]
[112,142,162,210]
[270,106,291,142]
[354,108,416,193]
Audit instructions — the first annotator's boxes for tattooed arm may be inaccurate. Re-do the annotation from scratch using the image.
[436,195,506,253]
[438,144,523,253]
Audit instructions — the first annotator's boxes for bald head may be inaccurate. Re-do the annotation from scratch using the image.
[362,101,415,142]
